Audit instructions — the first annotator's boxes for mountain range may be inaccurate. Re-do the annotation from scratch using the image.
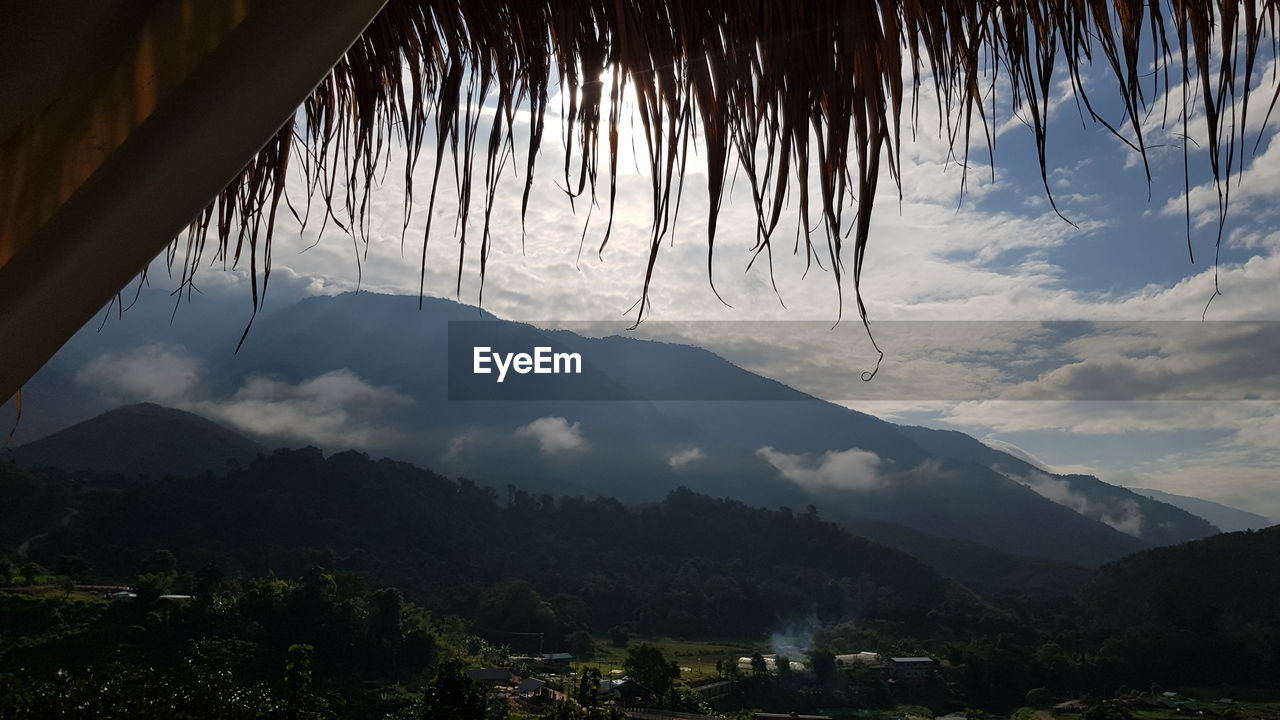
[1127,487,1273,532]
[5,289,1264,579]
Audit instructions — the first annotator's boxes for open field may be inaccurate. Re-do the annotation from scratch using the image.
[577,636,767,684]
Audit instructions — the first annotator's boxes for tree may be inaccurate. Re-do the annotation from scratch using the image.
[623,644,679,696]
[368,587,404,645]
[576,667,604,711]
[283,643,330,719]
[776,656,792,676]
[750,653,768,675]
[1026,687,1053,708]
[808,649,837,689]
[19,562,39,586]
[1083,702,1134,720]
[52,555,89,581]
[140,550,177,576]
[608,625,629,648]
[193,563,225,597]
[420,660,507,720]
[134,572,175,604]
[368,587,405,673]
[566,629,595,659]
[657,686,713,715]
[478,580,556,634]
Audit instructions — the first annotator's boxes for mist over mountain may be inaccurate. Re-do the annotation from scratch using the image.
[1128,487,1273,532]
[896,425,1221,545]
[5,290,1225,569]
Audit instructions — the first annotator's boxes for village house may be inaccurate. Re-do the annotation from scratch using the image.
[692,679,732,708]
[737,654,808,672]
[834,651,882,669]
[886,657,937,683]
[530,652,574,672]
[517,677,551,700]
[465,668,515,686]
[600,678,653,706]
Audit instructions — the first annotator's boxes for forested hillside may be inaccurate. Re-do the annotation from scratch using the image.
[4,452,1279,716]
[5,453,995,644]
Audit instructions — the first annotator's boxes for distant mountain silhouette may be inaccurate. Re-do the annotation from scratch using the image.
[230,292,1154,566]
[1078,524,1280,687]
[19,448,992,641]
[897,425,1220,546]
[1087,524,1280,629]
[8,403,262,477]
[5,402,1092,595]
[6,289,1201,568]
[832,512,1093,595]
[1128,487,1273,532]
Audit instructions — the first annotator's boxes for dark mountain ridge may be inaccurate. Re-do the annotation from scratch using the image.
[896,425,1220,546]
[3,289,1217,568]
[6,401,1090,594]
[8,448,997,642]
[7,402,263,478]
[1128,486,1273,532]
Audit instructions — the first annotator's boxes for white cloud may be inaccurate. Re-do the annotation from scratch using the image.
[942,399,1278,436]
[1126,457,1280,525]
[1160,117,1280,229]
[195,370,413,449]
[1013,471,1145,537]
[981,435,1051,471]
[515,416,587,455]
[667,446,705,469]
[756,446,887,492]
[942,400,1280,524]
[76,344,413,449]
[1235,414,1280,450]
[996,322,1280,401]
[112,58,1280,522]
[445,431,476,461]
[76,343,201,403]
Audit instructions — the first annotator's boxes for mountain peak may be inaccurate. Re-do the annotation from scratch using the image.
[8,403,262,478]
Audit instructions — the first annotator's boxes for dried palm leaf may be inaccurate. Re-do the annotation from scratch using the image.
[177,0,1280,356]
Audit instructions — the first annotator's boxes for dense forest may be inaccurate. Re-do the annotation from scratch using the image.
[5,450,992,643]
[2,452,1278,718]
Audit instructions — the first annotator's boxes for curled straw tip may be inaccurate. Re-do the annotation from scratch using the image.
[169,1,1274,354]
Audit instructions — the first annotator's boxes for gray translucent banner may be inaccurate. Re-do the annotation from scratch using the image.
[447,320,1280,401]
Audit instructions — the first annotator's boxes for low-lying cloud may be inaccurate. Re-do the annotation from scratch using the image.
[194,370,413,449]
[1016,471,1145,537]
[76,343,201,404]
[980,436,1051,471]
[667,446,705,469]
[516,416,587,455]
[756,446,887,492]
[77,344,413,449]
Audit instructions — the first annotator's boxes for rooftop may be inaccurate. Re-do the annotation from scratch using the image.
[465,668,513,682]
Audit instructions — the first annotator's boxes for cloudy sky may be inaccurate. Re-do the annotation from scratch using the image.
[137,51,1280,520]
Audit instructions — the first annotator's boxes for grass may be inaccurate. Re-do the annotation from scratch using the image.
[813,704,937,720]
[576,636,767,685]
[1,586,107,601]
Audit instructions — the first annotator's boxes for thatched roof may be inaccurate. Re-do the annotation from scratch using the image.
[2,0,1278,403]
[199,0,1280,334]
